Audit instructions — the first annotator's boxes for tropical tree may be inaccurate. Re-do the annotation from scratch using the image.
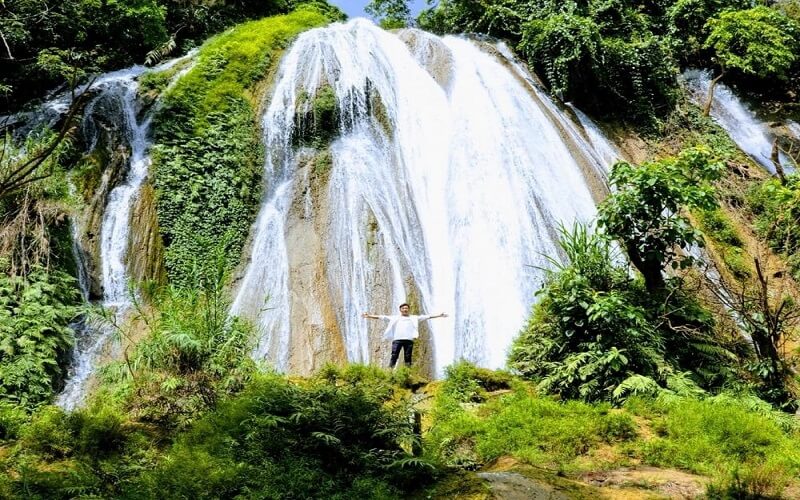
[598,147,724,292]
[366,0,411,29]
[703,6,800,115]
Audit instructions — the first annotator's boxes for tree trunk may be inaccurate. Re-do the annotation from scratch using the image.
[771,139,787,185]
[626,242,665,292]
[702,69,725,117]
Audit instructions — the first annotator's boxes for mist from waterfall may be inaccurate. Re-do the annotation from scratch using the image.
[232,20,615,375]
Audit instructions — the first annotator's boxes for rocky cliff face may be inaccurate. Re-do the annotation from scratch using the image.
[285,153,348,372]
[73,125,129,300]
[127,183,166,288]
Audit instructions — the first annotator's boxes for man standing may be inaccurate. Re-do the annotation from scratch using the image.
[363,303,447,368]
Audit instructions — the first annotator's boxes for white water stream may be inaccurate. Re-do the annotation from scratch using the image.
[683,69,794,174]
[56,55,193,410]
[232,20,615,375]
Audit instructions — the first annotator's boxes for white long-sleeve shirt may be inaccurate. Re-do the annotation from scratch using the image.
[378,314,434,341]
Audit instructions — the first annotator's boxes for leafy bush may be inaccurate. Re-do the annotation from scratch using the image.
[667,0,752,64]
[0,265,79,408]
[599,147,724,291]
[0,403,28,440]
[127,371,433,498]
[706,7,800,82]
[509,222,734,403]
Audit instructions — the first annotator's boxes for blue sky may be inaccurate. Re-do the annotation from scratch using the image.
[329,0,428,19]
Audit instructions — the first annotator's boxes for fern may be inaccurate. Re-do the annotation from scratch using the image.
[612,374,661,401]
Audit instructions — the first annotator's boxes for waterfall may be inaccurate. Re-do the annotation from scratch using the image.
[56,55,193,410]
[682,69,794,174]
[232,20,613,375]
[566,104,623,172]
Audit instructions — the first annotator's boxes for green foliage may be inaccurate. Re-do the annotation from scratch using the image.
[628,397,800,483]
[366,0,412,28]
[128,371,432,498]
[0,402,28,440]
[747,174,800,279]
[509,223,735,403]
[0,265,79,408]
[0,0,341,110]
[419,0,679,123]
[696,208,750,279]
[293,84,341,147]
[0,127,76,207]
[705,6,800,80]
[520,13,602,100]
[599,147,724,291]
[666,0,752,64]
[427,364,637,469]
[0,0,169,108]
[776,0,800,23]
[0,369,432,498]
[153,105,262,285]
[441,361,513,403]
[152,8,331,284]
[100,240,255,429]
[696,208,742,247]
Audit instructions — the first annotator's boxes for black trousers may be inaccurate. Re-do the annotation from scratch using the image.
[389,340,414,367]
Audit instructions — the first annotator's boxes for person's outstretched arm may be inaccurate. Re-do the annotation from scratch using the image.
[362,313,389,320]
[420,312,448,321]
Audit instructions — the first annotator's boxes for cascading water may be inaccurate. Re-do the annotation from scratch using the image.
[56,72,150,410]
[232,20,613,375]
[567,104,622,172]
[55,55,193,410]
[683,69,794,174]
[493,41,619,178]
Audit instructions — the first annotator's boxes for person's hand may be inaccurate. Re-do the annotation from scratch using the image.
[362,313,369,318]
[440,312,448,318]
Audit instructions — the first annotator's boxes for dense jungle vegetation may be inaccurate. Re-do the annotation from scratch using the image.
[2,0,800,497]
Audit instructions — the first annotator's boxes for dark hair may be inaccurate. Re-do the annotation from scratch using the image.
[398,303,410,310]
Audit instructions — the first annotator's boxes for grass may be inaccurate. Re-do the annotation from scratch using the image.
[695,208,752,279]
[627,397,800,477]
[156,6,330,135]
[425,363,800,495]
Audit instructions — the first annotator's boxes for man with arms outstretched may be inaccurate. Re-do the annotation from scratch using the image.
[362,303,447,368]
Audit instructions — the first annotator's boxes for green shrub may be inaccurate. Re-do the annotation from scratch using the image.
[0,266,79,408]
[71,403,126,458]
[0,403,29,440]
[441,361,512,403]
[131,371,433,498]
[19,406,75,460]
